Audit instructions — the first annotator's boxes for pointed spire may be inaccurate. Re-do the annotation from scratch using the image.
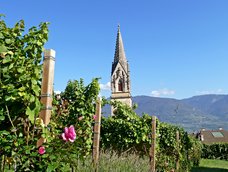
[114,25,127,63]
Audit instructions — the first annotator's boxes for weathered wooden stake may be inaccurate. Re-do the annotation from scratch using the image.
[92,97,102,170]
[37,49,55,147]
[176,130,180,171]
[1,155,5,172]
[150,116,156,172]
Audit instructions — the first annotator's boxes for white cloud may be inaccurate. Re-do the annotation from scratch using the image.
[54,90,61,94]
[196,89,224,95]
[151,88,175,97]
[100,82,111,91]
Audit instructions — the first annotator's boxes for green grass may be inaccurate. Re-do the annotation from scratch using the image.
[191,159,228,172]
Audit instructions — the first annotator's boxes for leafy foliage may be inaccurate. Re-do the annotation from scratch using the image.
[101,100,202,171]
[101,101,151,154]
[202,143,228,160]
[0,16,49,171]
[55,78,100,158]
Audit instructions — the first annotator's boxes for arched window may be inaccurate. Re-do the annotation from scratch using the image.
[118,80,123,91]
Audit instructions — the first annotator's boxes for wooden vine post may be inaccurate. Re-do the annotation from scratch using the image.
[92,97,102,170]
[150,116,156,172]
[37,49,56,147]
[176,130,180,171]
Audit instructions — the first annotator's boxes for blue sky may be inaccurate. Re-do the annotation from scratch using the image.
[2,0,228,99]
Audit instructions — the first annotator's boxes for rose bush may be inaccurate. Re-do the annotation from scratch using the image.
[0,16,100,171]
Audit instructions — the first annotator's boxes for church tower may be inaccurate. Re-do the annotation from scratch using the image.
[111,25,132,112]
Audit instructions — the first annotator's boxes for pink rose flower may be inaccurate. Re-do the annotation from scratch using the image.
[93,115,97,120]
[61,125,76,142]
[38,146,45,155]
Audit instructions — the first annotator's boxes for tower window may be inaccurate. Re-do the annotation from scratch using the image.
[118,80,123,91]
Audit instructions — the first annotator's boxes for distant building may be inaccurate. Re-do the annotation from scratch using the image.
[196,128,228,144]
[111,25,132,115]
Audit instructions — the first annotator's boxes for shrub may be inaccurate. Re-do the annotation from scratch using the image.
[202,143,228,160]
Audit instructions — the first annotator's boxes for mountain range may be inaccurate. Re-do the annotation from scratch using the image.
[103,94,228,132]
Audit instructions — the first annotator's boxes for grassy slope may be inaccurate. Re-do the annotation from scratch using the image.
[192,159,228,172]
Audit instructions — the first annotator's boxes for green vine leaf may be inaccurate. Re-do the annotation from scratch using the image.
[5,39,11,44]
[26,107,34,123]
[0,45,8,53]
[0,115,5,121]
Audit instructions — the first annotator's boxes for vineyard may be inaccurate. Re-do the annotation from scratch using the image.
[0,17,215,172]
